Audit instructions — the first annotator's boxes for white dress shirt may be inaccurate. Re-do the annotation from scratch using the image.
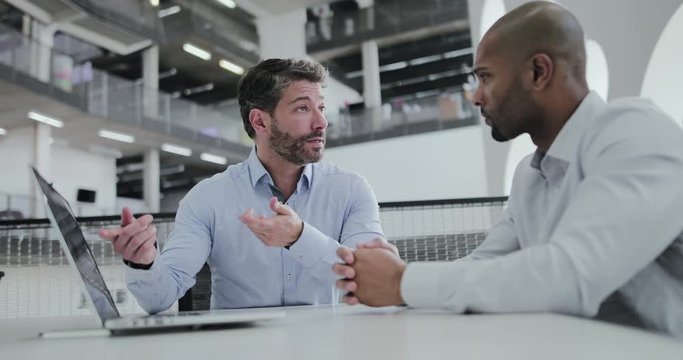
[402,92,683,337]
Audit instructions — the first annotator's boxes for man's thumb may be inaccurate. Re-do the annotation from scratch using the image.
[269,197,291,215]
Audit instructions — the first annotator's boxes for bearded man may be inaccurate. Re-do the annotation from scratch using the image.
[100,58,386,313]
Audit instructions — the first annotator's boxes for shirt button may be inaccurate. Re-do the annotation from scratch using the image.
[287,274,294,280]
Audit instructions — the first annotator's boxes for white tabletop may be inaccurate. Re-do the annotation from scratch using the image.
[2,305,682,360]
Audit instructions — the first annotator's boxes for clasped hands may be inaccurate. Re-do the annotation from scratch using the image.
[332,239,408,307]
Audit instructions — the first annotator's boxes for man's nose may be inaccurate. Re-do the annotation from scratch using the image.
[472,85,484,108]
[313,109,328,130]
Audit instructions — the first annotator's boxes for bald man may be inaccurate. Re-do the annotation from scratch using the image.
[333,1,683,337]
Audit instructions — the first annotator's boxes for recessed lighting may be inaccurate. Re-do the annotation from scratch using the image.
[216,0,236,9]
[161,143,192,157]
[98,129,135,144]
[200,152,227,165]
[0,128,6,135]
[150,0,159,7]
[158,5,181,17]
[379,61,408,72]
[182,43,211,61]
[219,59,244,75]
[28,111,64,128]
[183,83,214,96]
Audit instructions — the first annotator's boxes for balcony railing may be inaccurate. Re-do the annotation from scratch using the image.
[0,24,251,151]
[328,89,479,146]
[306,0,469,50]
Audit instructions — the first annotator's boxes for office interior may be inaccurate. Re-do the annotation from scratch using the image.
[1,0,683,355]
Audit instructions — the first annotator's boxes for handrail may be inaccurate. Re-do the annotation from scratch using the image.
[379,196,508,208]
[0,197,509,229]
[0,212,177,229]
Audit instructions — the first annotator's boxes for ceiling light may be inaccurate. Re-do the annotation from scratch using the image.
[161,143,192,157]
[216,0,236,9]
[408,54,443,66]
[200,152,227,165]
[182,43,211,61]
[0,128,6,135]
[150,0,159,7]
[28,111,64,128]
[345,70,363,79]
[443,47,474,59]
[158,5,181,17]
[219,59,244,75]
[183,83,214,96]
[98,129,135,144]
[379,61,408,72]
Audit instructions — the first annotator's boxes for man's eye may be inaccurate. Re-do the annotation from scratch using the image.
[297,106,309,112]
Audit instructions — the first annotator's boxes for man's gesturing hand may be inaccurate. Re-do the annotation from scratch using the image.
[239,197,304,248]
[98,207,157,266]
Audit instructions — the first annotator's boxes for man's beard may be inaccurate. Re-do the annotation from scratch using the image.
[490,124,510,142]
[269,119,325,165]
[482,109,510,143]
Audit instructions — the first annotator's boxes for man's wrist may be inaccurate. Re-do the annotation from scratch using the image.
[285,221,304,249]
[123,259,154,270]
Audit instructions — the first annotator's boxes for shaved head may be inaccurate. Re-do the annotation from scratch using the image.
[472,1,591,151]
[481,1,587,84]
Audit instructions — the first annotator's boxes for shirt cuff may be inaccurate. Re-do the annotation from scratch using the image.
[401,262,446,308]
[287,221,331,268]
[125,255,164,283]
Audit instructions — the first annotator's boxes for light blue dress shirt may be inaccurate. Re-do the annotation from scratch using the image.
[126,148,384,313]
[402,92,683,337]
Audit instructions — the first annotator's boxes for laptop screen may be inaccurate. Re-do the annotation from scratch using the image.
[32,167,120,323]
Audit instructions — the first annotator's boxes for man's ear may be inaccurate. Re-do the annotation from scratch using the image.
[249,109,269,136]
[529,53,553,90]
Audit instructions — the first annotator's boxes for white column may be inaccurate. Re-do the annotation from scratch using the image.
[142,45,160,119]
[361,40,381,109]
[28,20,56,83]
[31,123,51,218]
[143,148,160,213]
[256,9,307,59]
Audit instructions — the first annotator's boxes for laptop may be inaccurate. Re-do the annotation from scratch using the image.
[31,166,284,336]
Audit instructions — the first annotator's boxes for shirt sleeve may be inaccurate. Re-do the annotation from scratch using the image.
[288,175,384,284]
[125,196,212,314]
[402,117,683,316]
[464,206,520,261]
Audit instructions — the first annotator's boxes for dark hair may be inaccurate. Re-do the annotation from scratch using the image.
[237,58,328,139]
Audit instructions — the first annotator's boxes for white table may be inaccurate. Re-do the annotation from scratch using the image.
[2,305,682,360]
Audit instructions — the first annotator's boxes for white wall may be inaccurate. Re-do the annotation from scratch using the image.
[468,0,683,195]
[0,127,35,196]
[325,126,489,202]
[0,126,117,217]
[51,145,117,216]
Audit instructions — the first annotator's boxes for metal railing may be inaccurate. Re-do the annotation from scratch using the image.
[0,24,251,150]
[306,0,469,48]
[328,89,479,146]
[0,197,507,316]
[0,213,176,318]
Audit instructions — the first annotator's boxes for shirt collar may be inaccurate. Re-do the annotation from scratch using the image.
[247,147,314,190]
[545,91,604,163]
